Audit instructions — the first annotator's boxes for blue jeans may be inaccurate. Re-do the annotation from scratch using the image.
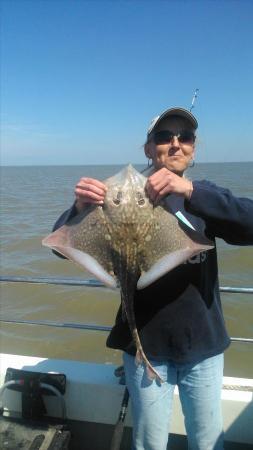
[123,352,224,450]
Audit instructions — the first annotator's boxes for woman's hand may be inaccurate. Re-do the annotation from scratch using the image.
[145,168,193,203]
[74,177,107,213]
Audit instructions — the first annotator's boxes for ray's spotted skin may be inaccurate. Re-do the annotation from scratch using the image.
[43,165,213,382]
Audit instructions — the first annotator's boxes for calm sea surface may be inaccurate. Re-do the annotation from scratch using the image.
[1,163,253,377]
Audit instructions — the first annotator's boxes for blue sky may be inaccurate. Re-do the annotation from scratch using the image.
[1,0,253,165]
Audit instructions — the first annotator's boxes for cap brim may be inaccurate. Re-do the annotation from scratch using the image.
[148,107,198,137]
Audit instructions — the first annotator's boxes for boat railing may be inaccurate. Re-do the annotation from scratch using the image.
[0,275,253,344]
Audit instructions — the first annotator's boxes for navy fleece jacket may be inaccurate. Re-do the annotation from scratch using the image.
[53,180,253,364]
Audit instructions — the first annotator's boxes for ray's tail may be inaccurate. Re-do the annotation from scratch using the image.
[121,285,164,383]
[132,328,164,383]
[116,244,164,384]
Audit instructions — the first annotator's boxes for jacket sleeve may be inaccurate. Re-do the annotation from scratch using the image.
[185,180,253,245]
[52,203,79,258]
[52,203,78,231]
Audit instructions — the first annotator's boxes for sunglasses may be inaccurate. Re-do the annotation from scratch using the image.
[151,130,196,145]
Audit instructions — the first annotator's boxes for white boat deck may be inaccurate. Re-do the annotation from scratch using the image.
[0,353,253,448]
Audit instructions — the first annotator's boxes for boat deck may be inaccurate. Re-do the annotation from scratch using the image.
[0,353,253,450]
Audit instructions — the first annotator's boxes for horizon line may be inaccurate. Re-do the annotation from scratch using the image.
[1,161,253,168]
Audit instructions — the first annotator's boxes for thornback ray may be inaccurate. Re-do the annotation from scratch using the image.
[42,165,214,383]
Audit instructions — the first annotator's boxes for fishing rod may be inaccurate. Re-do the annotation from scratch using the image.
[190,88,199,112]
[110,386,130,450]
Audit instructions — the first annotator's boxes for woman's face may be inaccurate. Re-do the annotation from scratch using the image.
[145,116,195,176]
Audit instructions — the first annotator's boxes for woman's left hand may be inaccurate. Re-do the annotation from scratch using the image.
[145,168,193,203]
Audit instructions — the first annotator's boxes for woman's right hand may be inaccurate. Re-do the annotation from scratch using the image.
[74,177,107,213]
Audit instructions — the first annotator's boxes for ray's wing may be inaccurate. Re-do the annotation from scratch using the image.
[42,206,117,288]
[137,205,214,289]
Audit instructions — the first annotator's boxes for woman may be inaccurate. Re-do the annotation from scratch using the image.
[53,107,253,450]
